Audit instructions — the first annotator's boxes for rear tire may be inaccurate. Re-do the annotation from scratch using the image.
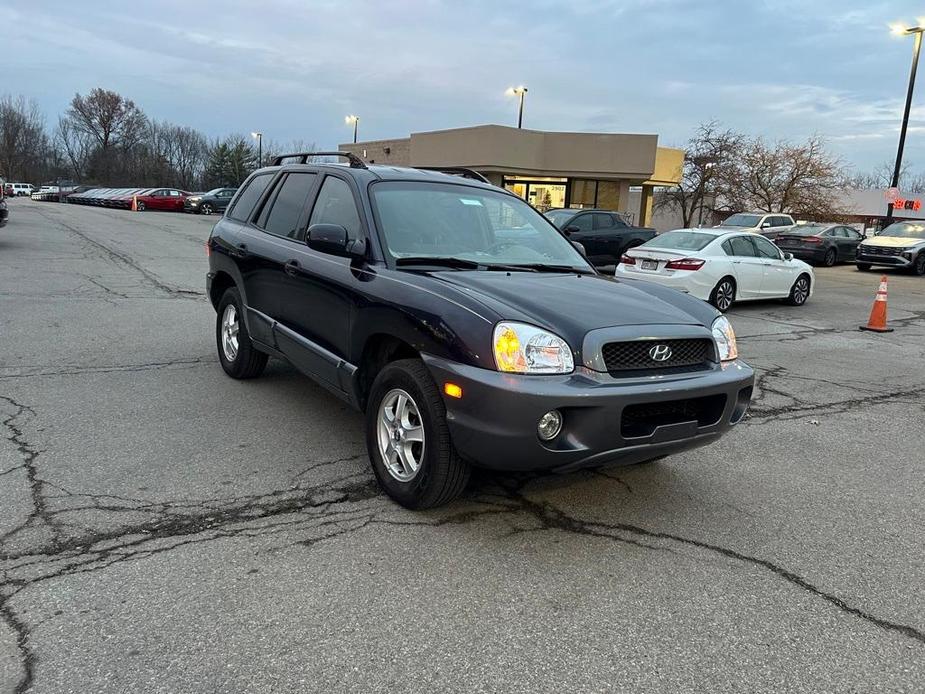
[709,277,736,312]
[216,287,268,379]
[823,248,837,267]
[786,274,811,306]
[365,359,470,509]
[136,201,146,211]
[856,263,871,272]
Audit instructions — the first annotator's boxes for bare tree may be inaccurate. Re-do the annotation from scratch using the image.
[655,121,742,227]
[0,95,47,182]
[54,117,94,181]
[64,88,147,181]
[842,160,910,190]
[724,135,845,218]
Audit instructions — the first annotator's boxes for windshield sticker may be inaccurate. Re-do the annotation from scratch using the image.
[459,198,483,206]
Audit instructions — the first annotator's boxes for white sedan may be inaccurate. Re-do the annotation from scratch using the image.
[614,228,814,311]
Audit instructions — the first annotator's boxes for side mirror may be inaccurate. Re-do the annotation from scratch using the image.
[783,252,793,261]
[564,225,580,234]
[572,240,587,257]
[307,223,365,259]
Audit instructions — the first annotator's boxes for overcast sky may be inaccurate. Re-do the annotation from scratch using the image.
[4,0,925,172]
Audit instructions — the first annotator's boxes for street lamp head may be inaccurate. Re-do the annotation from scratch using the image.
[345,114,359,125]
[505,86,528,96]
[891,22,925,36]
[251,131,262,139]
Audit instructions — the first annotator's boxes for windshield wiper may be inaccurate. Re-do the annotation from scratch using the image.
[395,257,482,269]
[505,263,595,274]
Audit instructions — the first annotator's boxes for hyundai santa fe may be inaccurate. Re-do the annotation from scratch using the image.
[206,153,754,508]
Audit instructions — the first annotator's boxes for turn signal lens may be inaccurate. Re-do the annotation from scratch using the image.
[665,258,705,271]
[444,382,463,399]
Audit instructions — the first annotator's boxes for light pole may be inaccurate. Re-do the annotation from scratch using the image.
[886,22,924,222]
[345,115,359,143]
[505,86,528,128]
[251,131,263,168]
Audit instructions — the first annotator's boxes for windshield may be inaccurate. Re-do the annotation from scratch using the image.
[722,213,762,227]
[641,231,716,251]
[544,209,577,228]
[370,182,592,271]
[877,221,925,239]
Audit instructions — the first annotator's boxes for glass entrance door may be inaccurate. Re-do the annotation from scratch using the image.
[503,178,567,212]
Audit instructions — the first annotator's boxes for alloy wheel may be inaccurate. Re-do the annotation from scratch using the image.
[220,303,239,362]
[715,281,734,311]
[824,248,836,267]
[376,388,425,482]
[792,277,809,305]
[202,204,213,215]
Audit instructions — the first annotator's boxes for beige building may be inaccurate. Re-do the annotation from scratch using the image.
[340,124,683,227]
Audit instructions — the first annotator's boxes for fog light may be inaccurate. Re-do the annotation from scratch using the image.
[537,410,563,441]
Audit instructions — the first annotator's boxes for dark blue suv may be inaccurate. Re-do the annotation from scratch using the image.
[206,152,754,508]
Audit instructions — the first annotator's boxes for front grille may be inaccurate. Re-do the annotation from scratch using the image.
[621,394,727,439]
[861,246,902,257]
[601,338,713,375]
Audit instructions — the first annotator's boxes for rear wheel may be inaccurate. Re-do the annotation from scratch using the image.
[709,277,736,312]
[136,201,146,211]
[365,359,470,509]
[216,287,267,379]
[822,248,837,267]
[786,274,811,306]
[856,263,871,272]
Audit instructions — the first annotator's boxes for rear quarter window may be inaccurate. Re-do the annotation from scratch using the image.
[228,173,274,222]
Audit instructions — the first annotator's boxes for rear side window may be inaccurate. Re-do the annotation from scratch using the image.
[258,173,316,238]
[309,176,362,240]
[228,173,273,222]
[727,236,758,257]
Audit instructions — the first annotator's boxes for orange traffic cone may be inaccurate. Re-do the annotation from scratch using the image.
[131,195,138,212]
[859,276,894,333]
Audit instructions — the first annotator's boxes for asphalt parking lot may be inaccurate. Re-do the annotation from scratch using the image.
[1,198,924,693]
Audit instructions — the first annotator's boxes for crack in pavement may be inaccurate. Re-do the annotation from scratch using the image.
[0,357,217,381]
[33,207,205,299]
[746,383,925,424]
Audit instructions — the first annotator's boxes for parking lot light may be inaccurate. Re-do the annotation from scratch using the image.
[505,86,528,128]
[251,131,263,168]
[345,115,359,143]
[886,23,924,222]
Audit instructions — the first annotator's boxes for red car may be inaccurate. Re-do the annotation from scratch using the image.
[134,188,191,212]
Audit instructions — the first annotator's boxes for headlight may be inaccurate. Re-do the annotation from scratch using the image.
[493,322,574,374]
[712,316,738,362]
[188,197,201,202]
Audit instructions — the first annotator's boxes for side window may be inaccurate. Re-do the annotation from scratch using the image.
[258,173,317,238]
[228,173,273,222]
[753,236,782,259]
[309,176,362,240]
[845,228,861,240]
[592,213,616,230]
[169,190,181,197]
[568,214,593,233]
[728,236,758,257]
[833,227,848,238]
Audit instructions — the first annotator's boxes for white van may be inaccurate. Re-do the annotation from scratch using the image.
[10,183,34,196]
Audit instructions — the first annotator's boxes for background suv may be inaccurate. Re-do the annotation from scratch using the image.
[856,221,925,275]
[718,212,795,239]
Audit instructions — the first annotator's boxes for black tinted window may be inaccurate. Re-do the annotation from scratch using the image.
[753,236,782,259]
[592,213,616,230]
[568,214,593,232]
[309,176,361,239]
[228,174,273,222]
[728,236,758,257]
[260,173,316,238]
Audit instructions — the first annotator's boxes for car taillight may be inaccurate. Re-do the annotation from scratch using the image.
[803,237,822,244]
[665,258,705,271]
[620,254,636,265]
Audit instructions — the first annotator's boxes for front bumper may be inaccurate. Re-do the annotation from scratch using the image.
[856,249,914,268]
[423,355,754,472]
[184,201,201,212]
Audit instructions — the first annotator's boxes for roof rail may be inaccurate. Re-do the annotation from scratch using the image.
[415,166,490,184]
[271,151,368,168]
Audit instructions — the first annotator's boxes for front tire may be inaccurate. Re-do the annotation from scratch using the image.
[709,277,736,312]
[786,274,811,306]
[365,359,470,509]
[912,253,925,276]
[136,201,146,211]
[216,287,268,379]
[201,203,214,215]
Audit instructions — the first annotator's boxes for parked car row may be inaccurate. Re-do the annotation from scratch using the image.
[30,185,239,214]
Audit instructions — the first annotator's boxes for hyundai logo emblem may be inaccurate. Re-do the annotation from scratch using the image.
[649,344,673,362]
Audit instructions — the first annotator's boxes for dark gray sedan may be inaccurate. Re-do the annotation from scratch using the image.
[774,224,864,266]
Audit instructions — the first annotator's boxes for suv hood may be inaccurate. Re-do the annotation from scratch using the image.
[862,236,925,248]
[428,271,711,338]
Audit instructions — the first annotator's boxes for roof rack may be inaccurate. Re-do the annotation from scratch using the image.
[415,166,490,184]
[271,151,368,168]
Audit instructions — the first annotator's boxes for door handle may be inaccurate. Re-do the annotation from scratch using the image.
[235,243,248,258]
[284,259,300,277]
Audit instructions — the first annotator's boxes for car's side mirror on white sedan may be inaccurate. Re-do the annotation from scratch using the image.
[783,252,794,261]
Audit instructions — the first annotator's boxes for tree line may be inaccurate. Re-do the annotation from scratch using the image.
[657,121,919,226]
[0,88,314,190]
